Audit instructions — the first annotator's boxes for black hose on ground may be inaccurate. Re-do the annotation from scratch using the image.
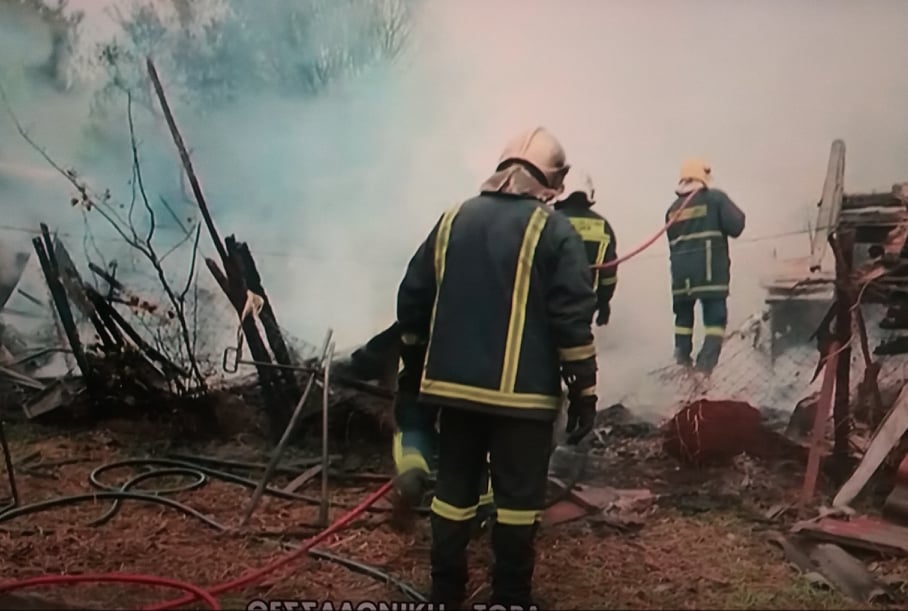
[0,456,425,601]
[306,548,427,603]
[0,490,228,531]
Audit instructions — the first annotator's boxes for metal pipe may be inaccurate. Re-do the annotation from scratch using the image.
[238,329,334,527]
[319,341,335,526]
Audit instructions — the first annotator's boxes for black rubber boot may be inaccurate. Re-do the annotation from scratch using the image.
[695,336,723,373]
[430,513,471,607]
[490,522,538,607]
[673,347,693,367]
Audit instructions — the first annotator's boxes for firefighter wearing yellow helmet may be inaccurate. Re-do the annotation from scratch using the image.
[553,170,619,326]
[665,158,746,372]
[396,126,597,607]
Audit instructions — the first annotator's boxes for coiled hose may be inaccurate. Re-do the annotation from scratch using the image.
[0,457,413,608]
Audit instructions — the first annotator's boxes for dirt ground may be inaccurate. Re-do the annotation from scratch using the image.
[0,417,906,611]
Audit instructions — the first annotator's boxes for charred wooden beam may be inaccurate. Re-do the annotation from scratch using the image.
[47,237,118,351]
[83,285,188,379]
[204,257,289,439]
[91,300,124,348]
[32,226,96,393]
[88,311,117,350]
[875,337,908,355]
[88,262,124,293]
[831,230,855,463]
[853,307,885,428]
[228,236,299,396]
[147,58,229,268]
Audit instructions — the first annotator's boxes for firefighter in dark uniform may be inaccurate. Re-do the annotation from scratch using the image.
[553,170,618,326]
[666,158,746,373]
[397,127,598,607]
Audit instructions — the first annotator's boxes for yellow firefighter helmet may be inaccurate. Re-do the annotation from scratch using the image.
[497,127,570,190]
[679,158,712,185]
[556,169,595,206]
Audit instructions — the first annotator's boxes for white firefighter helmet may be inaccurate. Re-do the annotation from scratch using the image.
[557,169,595,205]
[497,127,570,190]
[679,158,712,186]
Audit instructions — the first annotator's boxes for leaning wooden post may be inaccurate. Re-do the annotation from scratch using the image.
[33,226,97,396]
[831,230,856,461]
[801,342,841,506]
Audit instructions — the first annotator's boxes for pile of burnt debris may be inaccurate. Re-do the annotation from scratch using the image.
[0,59,392,445]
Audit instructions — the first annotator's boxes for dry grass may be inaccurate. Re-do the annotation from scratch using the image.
[0,422,904,610]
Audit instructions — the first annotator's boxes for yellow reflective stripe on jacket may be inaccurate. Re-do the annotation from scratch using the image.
[568,217,610,286]
[669,230,723,247]
[422,205,463,385]
[599,275,617,287]
[558,343,595,362]
[478,492,494,506]
[674,326,694,335]
[592,239,607,286]
[421,378,560,409]
[392,432,430,475]
[672,284,729,296]
[497,508,540,526]
[673,204,708,222]
[500,207,549,392]
[704,326,726,337]
[568,217,606,243]
[431,497,478,521]
[705,239,712,283]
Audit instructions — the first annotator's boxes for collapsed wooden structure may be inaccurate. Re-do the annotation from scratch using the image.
[761,139,908,507]
[0,59,394,444]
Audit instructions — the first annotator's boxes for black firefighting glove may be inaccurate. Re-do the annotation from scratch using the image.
[562,357,598,445]
[596,304,611,327]
[566,395,597,445]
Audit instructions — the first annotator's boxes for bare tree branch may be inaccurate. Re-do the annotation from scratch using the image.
[0,77,207,393]
[180,223,202,304]
[125,92,206,390]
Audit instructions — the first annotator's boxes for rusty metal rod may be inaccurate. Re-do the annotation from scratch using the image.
[222,346,394,400]
[238,330,333,527]
[0,420,20,512]
[319,341,335,526]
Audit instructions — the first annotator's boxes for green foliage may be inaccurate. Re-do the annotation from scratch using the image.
[92,0,414,115]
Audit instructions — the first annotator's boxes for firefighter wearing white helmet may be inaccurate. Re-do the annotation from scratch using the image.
[396,126,596,608]
[665,158,746,372]
[553,170,619,326]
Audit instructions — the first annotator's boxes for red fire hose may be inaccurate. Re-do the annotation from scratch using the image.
[591,187,699,270]
[0,481,393,610]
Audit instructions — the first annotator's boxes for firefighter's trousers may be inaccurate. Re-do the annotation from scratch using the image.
[673,296,728,371]
[392,398,494,519]
[429,406,553,607]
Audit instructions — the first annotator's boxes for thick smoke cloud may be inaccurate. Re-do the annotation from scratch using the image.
[2,0,908,404]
